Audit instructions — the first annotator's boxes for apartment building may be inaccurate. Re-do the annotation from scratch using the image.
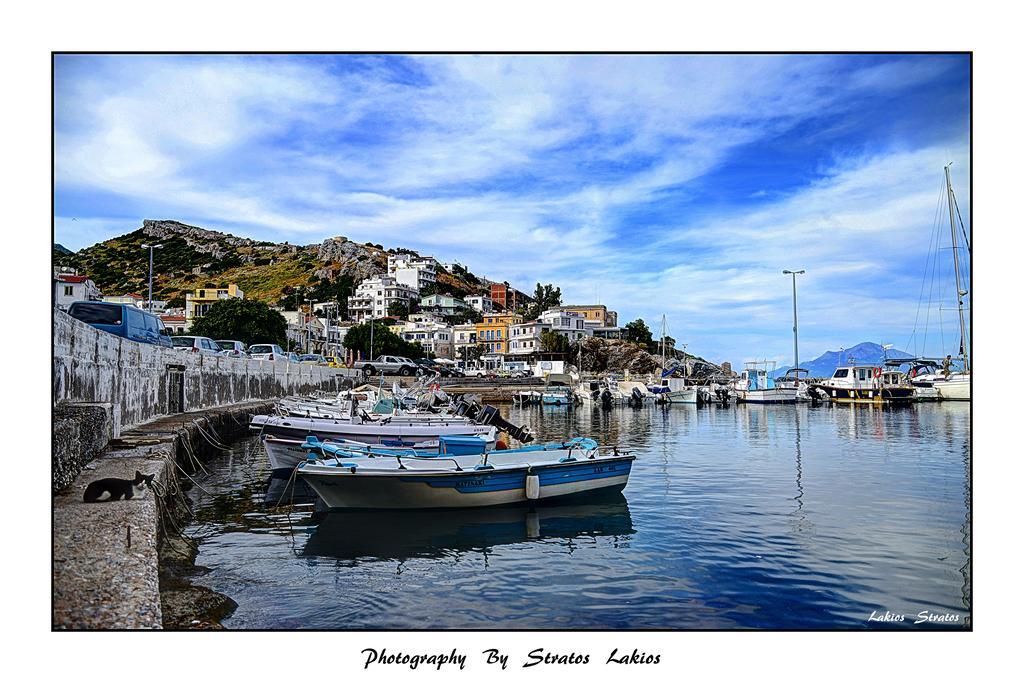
[347,276,419,322]
[387,253,438,291]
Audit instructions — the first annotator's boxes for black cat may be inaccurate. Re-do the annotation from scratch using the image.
[82,470,155,503]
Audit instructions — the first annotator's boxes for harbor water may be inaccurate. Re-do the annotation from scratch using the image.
[182,402,971,629]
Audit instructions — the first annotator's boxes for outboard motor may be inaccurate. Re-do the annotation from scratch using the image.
[474,404,534,443]
[600,389,613,409]
[630,386,645,407]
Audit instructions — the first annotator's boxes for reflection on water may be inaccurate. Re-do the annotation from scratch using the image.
[184,402,971,629]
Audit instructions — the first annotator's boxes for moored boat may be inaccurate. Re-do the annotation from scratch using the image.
[297,438,635,509]
[734,361,797,404]
[810,364,915,404]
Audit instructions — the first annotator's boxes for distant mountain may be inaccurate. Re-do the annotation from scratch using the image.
[53,243,73,256]
[774,342,914,379]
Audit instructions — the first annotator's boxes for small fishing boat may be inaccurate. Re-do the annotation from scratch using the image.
[734,361,797,404]
[297,437,635,509]
[541,373,575,405]
[617,380,656,406]
[251,413,499,444]
[809,364,915,404]
[263,433,494,472]
[512,390,542,406]
[774,367,814,402]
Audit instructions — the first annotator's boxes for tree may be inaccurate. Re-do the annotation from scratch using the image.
[387,300,410,319]
[541,330,570,353]
[522,282,562,320]
[341,320,425,359]
[188,298,287,347]
[623,319,654,348]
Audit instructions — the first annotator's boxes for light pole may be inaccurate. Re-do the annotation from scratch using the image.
[141,243,163,312]
[304,298,314,354]
[782,269,805,370]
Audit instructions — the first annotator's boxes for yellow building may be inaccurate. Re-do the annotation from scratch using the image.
[476,312,522,354]
[556,304,617,327]
[184,284,244,324]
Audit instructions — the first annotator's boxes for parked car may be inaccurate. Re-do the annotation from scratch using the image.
[361,355,420,376]
[248,343,287,361]
[172,335,222,355]
[322,355,344,368]
[287,352,301,363]
[66,301,173,348]
[216,340,248,357]
[299,354,327,365]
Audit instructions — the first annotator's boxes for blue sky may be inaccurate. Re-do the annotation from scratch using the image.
[54,54,970,365]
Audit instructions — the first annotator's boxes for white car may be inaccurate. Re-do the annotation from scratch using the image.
[172,336,222,356]
[216,340,248,357]
[249,343,288,361]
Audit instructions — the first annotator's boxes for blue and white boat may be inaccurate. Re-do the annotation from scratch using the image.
[297,437,635,509]
[263,433,492,472]
[541,373,575,405]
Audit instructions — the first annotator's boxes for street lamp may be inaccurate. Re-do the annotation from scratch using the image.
[782,270,805,370]
[140,243,163,312]
[304,298,315,354]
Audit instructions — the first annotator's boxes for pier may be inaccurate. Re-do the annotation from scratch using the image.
[51,310,358,629]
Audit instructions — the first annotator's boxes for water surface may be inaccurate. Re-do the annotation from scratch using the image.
[183,402,971,629]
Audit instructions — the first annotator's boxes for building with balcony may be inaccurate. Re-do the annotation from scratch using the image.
[420,294,471,316]
[453,323,480,362]
[554,304,618,327]
[53,270,103,310]
[475,312,522,355]
[399,321,454,359]
[539,309,592,343]
[347,276,419,322]
[184,284,244,325]
[387,253,438,291]
[465,294,494,313]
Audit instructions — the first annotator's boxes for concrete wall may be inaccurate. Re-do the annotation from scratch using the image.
[53,309,357,435]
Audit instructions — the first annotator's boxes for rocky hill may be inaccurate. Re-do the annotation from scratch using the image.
[53,219,489,313]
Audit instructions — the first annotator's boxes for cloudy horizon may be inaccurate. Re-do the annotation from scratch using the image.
[53,53,971,366]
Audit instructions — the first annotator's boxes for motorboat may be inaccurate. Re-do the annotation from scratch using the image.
[809,364,915,404]
[774,367,814,402]
[649,376,699,404]
[734,361,797,404]
[617,380,656,406]
[262,433,494,472]
[297,437,635,509]
[512,390,542,406]
[906,360,970,401]
[541,373,575,405]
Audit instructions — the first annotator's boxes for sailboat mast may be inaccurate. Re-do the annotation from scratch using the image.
[661,314,667,374]
[944,163,970,371]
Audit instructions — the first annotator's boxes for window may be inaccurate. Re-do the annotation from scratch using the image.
[832,369,849,378]
[68,302,123,325]
[63,285,74,296]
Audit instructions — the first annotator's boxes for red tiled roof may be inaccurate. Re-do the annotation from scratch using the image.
[57,274,88,283]
[161,315,186,322]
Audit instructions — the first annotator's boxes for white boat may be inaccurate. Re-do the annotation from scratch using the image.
[650,377,699,404]
[297,438,635,509]
[734,361,797,404]
[251,413,498,445]
[617,380,656,406]
[263,433,493,472]
[809,364,915,404]
[774,367,814,402]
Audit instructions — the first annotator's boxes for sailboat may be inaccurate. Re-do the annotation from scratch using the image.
[649,315,699,404]
[908,164,971,401]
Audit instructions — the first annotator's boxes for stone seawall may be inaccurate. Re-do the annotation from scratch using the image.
[53,309,356,432]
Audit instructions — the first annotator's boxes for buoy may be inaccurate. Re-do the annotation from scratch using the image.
[525,474,540,500]
[496,439,509,450]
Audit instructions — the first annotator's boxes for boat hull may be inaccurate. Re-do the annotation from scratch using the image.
[735,388,797,404]
[811,385,916,404]
[299,458,634,510]
[251,415,495,444]
[935,379,971,401]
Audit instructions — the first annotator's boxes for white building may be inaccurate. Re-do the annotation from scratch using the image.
[53,270,102,310]
[452,323,480,361]
[465,294,494,313]
[347,276,419,322]
[399,321,454,359]
[387,253,438,291]
[508,320,551,355]
[539,309,592,343]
